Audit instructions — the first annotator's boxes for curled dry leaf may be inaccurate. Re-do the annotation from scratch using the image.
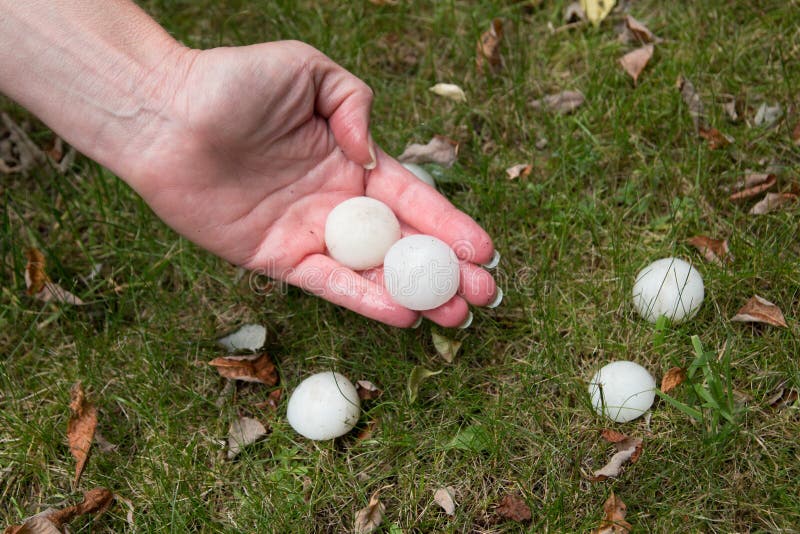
[600,428,628,444]
[766,384,798,410]
[753,103,782,128]
[208,353,278,386]
[433,486,457,516]
[593,492,631,534]
[24,247,85,305]
[686,235,732,265]
[68,382,98,488]
[530,90,585,114]
[227,416,268,459]
[621,15,657,44]
[590,434,643,481]
[354,491,385,534]
[677,75,707,133]
[356,418,380,441]
[580,0,616,26]
[429,83,467,103]
[398,135,459,167]
[749,192,798,215]
[217,324,266,352]
[356,380,383,400]
[495,493,531,523]
[619,44,654,85]
[729,173,776,200]
[407,366,442,403]
[661,367,687,393]
[431,332,462,363]
[731,295,788,328]
[505,163,532,180]
[698,126,733,150]
[476,18,503,73]
[5,488,115,534]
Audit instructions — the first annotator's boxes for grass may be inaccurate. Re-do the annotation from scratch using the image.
[2,0,799,531]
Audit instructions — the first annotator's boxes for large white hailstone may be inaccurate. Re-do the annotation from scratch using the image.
[383,235,460,310]
[632,257,704,324]
[325,197,401,270]
[286,371,360,440]
[401,163,436,187]
[589,361,656,423]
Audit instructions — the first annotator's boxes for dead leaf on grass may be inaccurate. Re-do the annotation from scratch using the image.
[433,486,457,516]
[731,295,788,328]
[227,416,268,459]
[686,235,732,265]
[432,332,462,362]
[599,428,628,443]
[93,432,118,453]
[354,491,385,534]
[581,0,616,26]
[753,103,782,128]
[661,367,687,393]
[5,488,115,534]
[398,135,459,167]
[0,113,46,174]
[589,432,642,481]
[792,121,800,145]
[593,492,631,534]
[429,83,467,103]
[495,493,531,522]
[209,353,278,385]
[217,324,266,352]
[476,18,503,73]
[68,382,97,488]
[728,173,776,200]
[619,44,654,85]
[254,388,283,411]
[722,99,739,122]
[677,75,707,133]
[766,384,798,410]
[356,418,380,441]
[619,15,658,44]
[24,248,85,305]
[698,126,733,150]
[407,366,442,403]
[530,90,585,114]
[356,380,383,400]
[749,192,798,215]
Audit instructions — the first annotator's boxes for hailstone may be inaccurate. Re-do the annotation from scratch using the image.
[286,371,361,440]
[383,235,460,310]
[632,257,704,324]
[588,361,656,423]
[325,197,401,270]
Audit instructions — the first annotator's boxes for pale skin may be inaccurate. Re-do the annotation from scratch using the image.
[0,0,498,327]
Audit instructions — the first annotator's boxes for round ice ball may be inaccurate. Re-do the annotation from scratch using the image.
[325,197,401,270]
[286,371,360,440]
[401,163,436,187]
[632,257,704,324]
[589,361,656,423]
[383,235,460,311]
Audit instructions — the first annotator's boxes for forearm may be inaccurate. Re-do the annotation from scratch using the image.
[0,0,189,176]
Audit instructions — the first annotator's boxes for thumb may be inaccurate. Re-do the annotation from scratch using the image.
[313,57,376,169]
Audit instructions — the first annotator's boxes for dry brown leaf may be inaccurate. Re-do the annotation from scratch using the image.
[600,428,628,443]
[227,416,268,459]
[619,44,653,85]
[749,192,798,215]
[431,332,462,363]
[729,173,776,200]
[24,248,85,305]
[94,432,118,453]
[622,15,657,43]
[68,382,97,488]
[354,491,385,534]
[530,90,585,114]
[496,493,531,522]
[590,436,643,481]
[356,380,383,400]
[254,388,283,411]
[698,126,732,150]
[686,235,732,265]
[208,353,278,385]
[6,488,115,534]
[476,18,503,73]
[792,121,800,145]
[767,386,798,410]
[661,367,687,393]
[429,83,467,103]
[505,163,532,180]
[397,135,459,167]
[433,486,457,516]
[731,295,788,328]
[677,76,707,133]
[356,418,380,441]
[593,492,631,534]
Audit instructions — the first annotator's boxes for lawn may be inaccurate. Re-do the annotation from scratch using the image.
[2,0,799,532]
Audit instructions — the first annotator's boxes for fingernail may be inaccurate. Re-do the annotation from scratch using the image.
[487,287,504,309]
[411,315,423,329]
[364,136,377,170]
[482,250,500,269]
[457,311,473,329]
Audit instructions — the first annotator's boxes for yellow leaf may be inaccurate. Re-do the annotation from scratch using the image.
[580,0,616,26]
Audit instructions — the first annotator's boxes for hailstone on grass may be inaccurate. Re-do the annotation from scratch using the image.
[589,361,656,423]
[286,371,360,440]
[383,235,460,310]
[632,257,704,324]
[324,197,401,270]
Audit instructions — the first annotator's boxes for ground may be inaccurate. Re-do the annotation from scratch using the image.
[1,1,799,532]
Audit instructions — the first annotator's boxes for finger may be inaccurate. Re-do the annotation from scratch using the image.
[312,52,375,169]
[366,150,494,264]
[283,253,418,327]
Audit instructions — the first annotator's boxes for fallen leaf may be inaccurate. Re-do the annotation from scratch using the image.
[227,416,268,459]
[432,332,462,362]
[677,75,707,133]
[749,192,798,214]
[564,2,586,23]
[729,173,776,200]
[590,435,643,481]
[407,366,442,403]
[254,388,283,411]
[356,380,383,400]
[356,418,380,441]
[753,103,782,127]
[208,353,278,385]
[580,0,616,26]
[6,488,115,534]
[792,121,800,145]
[24,248,85,305]
[433,486,457,516]
[94,431,118,453]
[731,295,788,328]
[620,15,657,43]
[766,385,798,410]
[600,428,628,443]
[217,324,266,352]
[686,235,732,265]
[593,492,631,534]
[722,99,739,122]
[446,424,491,453]
[0,113,46,174]
[354,491,385,534]
[619,44,654,85]
[68,382,97,488]
[495,493,531,522]
[530,90,585,114]
[397,135,459,167]
[698,126,732,150]
[429,83,467,103]
[661,367,687,393]
[476,18,503,73]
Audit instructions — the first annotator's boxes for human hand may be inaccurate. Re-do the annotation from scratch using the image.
[126,41,498,327]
